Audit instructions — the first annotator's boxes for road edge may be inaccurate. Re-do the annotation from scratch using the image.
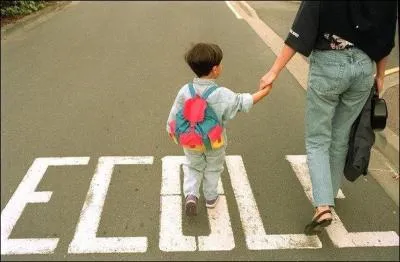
[1,1,72,40]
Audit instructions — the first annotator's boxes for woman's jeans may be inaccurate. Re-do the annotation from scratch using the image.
[306,48,374,207]
[183,146,226,201]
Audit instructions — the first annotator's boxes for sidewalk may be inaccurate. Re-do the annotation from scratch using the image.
[383,83,399,136]
[377,75,399,174]
[1,1,71,40]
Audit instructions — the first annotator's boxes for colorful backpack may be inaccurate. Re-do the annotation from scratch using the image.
[168,83,224,152]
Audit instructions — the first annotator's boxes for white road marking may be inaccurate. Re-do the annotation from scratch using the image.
[231,1,309,89]
[3,154,399,254]
[384,67,399,76]
[68,156,153,254]
[160,195,196,252]
[286,155,399,247]
[198,196,234,251]
[159,156,234,252]
[1,157,90,255]
[225,155,322,249]
[225,1,242,19]
[285,155,345,199]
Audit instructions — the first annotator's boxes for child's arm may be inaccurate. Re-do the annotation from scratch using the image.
[252,85,272,104]
[219,85,270,124]
[166,88,184,133]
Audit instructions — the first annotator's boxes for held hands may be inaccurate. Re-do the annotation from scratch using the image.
[259,70,278,91]
[252,83,273,104]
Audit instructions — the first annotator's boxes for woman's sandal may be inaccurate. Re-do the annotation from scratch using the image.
[304,209,333,235]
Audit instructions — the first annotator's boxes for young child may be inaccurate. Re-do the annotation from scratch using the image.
[166,42,271,216]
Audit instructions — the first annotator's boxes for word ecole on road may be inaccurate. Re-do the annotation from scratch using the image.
[1,156,399,255]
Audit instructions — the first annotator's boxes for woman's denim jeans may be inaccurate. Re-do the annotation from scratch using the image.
[306,48,374,207]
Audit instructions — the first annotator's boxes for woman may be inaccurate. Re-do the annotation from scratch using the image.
[259,1,397,235]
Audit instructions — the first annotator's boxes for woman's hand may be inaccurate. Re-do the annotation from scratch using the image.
[259,70,278,90]
[259,44,296,91]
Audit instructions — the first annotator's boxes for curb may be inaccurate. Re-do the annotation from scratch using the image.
[374,71,399,173]
[369,148,399,206]
[375,129,399,173]
[1,1,72,39]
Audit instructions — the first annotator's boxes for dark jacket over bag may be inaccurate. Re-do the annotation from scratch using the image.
[344,86,375,182]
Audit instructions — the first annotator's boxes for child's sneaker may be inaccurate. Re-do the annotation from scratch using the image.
[205,195,219,208]
[185,195,197,216]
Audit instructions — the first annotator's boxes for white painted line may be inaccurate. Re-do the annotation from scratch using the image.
[336,190,345,199]
[161,156,184,195]
[29,191,53,203]
[159,196,197,252]
[198,196,235,251]
[1,157,90,255]
[240,1,258,18]
[385,67,399,76]
[225,155,322,249]
[70,1,80,6]
[285,155,345,199]
[286,155,399,247]
[159,156,233,252]
[234,1,309,90]
[68,156,153,254]
[161,156,224,195]
[225,1,242,19]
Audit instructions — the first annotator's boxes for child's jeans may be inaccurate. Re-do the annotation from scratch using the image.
[306,48,374,207]
[183,146,226,201]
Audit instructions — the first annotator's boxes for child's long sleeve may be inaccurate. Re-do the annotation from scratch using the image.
[218,87,253,125]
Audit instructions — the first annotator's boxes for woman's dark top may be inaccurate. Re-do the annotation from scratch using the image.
[285,1,397,61]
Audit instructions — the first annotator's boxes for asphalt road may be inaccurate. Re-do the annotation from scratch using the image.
[1,1,399,261]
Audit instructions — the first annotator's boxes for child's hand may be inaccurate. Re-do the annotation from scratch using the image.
[262,84,272,96]
[252,84,272,104]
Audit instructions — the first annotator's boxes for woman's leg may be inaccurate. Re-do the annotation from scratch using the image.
[306,86,338,209]
[305,50,355,226]
[330,49,374,196]
[306,56,343,208]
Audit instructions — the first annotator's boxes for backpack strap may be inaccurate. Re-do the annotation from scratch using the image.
[188,83,196,98]
[201,85,218,99]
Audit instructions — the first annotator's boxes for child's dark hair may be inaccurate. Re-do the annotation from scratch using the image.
[184,43,223,77]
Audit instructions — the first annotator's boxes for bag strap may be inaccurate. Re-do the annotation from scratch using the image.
[188,82,196,98]
[201,85,218,99]
[188,83,218,99]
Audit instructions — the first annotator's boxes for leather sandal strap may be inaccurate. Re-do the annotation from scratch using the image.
[313,209,332,221]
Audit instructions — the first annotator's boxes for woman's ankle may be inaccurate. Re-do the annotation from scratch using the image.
[316,205,330,212]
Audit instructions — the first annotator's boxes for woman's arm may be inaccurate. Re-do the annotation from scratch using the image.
[259,44,297,90]
[259,1,319,91]
[375,56,388,95]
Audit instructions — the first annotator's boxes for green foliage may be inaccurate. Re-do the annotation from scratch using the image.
[1,1,46,17]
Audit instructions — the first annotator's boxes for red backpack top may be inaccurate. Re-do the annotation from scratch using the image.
[168,83,224,152]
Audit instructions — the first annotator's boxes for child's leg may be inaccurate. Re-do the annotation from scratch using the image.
[183,149,206,199]
[203,147,226,201]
